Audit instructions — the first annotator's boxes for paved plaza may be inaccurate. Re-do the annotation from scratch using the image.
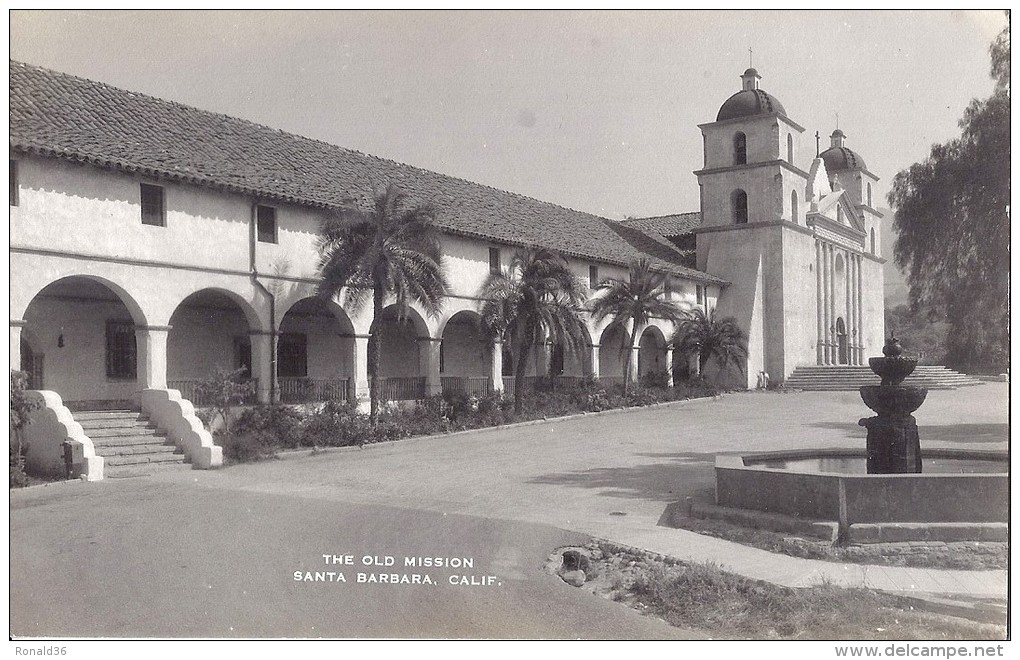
[10,383,1008,638]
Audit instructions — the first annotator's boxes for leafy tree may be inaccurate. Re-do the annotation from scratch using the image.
[887,22,1009,372]
[195,367,256,439]
[885,304,950,365]
[672,308,749,378]
[479,249,588,412]
[589,258,685,394]
[10,370,39,487]
[317,184,449,422]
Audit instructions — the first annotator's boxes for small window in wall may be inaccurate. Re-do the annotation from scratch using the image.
[10,160,18,207]
[731,189,748,224]
[140,183,165,226]
[233,336,252,377]
[837,205,843,224]
[278,333,308,378]
[791,189,799,224]
[257,205,277,243]
[867,182,873,207]
[870,228,877,254]
[589,265,599,289]
[733,132,747,165]
[105,321,137,380]
[787,133,794,164]
[488,247,501,274]
[696,285,706,306]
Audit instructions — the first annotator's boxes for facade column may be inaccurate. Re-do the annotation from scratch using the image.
[822,243,831,364]
[589,344,600,380]
[856,254,864,363]
[10,319,26,375]
[850,254,859,364]
[815,241,823,364]
[135,324,171,390]
[489,339,504,393]
[418,337,442,396]
[665,347,674,387]
[250,330,275,404]
[351,334,370,404]
[844,248,852,365]
[827,243,837,365]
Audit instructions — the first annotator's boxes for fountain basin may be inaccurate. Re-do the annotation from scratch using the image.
[859,385,928,416]
[868,355,917,386]
[714,448,1007,542]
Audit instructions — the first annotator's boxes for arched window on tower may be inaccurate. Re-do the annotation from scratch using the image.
[731,189,748,224]
[870,228,877,254]
[867,182,873,207]
[791,189,798,224]
[787,133,794,164]
[733,132,747,165]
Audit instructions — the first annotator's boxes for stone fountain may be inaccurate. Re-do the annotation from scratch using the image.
[858,335,927,474]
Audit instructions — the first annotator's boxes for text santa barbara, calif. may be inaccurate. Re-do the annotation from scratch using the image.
[293,554,500,587]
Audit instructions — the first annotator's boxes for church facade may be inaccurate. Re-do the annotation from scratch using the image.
[9,61,883,475]
[693,68,885,387]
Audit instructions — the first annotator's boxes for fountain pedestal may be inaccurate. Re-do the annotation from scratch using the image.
[858,336,927,474]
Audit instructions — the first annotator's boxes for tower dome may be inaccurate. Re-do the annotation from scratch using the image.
[819,129,868,171]
[716,68,788,122]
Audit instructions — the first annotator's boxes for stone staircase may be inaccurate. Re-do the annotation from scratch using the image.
[784,365,984,391]
[75,409,188,477]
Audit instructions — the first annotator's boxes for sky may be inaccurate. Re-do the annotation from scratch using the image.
[9,9,1007,221]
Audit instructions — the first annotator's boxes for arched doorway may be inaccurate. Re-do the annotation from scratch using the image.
[440,311,489,395]
[374,305,429,401]
[22,276,146,406]
[167,289,258,406]
[836,317,848,365]
[638,326,668,386]
[277,297,356,403]
[598,324,631,387]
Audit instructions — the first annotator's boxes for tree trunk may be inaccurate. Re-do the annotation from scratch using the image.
[369,279,384,425]
[514,332,533,413]
[623,320,639,396]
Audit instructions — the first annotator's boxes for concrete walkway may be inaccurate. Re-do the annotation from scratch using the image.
[152,383,1008,601]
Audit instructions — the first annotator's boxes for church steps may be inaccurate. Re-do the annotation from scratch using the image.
[784,366,983,391]
[72,408,189,476]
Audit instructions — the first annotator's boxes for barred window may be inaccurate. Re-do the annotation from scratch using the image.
[278,333,307,378]
[488,247,501,274]
[589,265,599,289]
[10,160,19,207]
[105,321,137,379]
[697,285,706,306]
[140,183,165,226]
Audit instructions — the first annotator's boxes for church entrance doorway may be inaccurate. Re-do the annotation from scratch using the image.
[836,317,848,364]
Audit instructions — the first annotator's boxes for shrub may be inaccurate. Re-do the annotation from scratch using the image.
[640,369,670,390]
[219,433,278,463]
[300,399,368,448]
[233,405,304,449]
[194,367,256,437]
[10,370,38,488]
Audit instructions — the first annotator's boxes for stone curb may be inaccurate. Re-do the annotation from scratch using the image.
[271,392,726,458]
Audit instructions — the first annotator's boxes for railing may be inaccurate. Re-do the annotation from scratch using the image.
[278,377,350,404]
[167,378,259,406]
[597,376,629,388]
[441,376,491,395]
[379,376,427,402]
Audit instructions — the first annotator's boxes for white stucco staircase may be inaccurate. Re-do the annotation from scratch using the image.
[75,410,188,476]
[784,365,983,391]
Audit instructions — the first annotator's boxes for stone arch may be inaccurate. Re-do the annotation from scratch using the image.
[598,323,631,385]
[21,275,150,403]
[277,296,357,402]
[439,309,489,393]
[638,325,668,382]
[731,189,748,224]
[166,288,260,403]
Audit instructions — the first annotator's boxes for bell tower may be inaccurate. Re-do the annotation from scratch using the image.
[693,68,814,387]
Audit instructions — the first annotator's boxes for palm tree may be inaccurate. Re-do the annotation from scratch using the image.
[589,258,686,393]
[672,307,749,379]
[479,249,588,412]
[316,184,449,423]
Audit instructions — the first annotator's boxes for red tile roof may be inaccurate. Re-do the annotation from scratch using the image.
[9,61,726,285]
[618,212,703,237]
